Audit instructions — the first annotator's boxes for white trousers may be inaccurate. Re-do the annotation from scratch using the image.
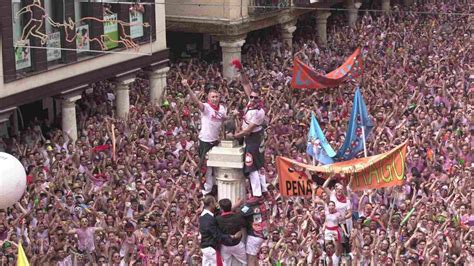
[221,241,247,265]
[246,235,264,256]
[249,171,268,197]
[201,247,217,266]
[203,167,216,195]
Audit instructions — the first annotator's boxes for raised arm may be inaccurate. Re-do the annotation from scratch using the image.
[322,175,333,197]
[241,73,252,98]
[182,79,204,112]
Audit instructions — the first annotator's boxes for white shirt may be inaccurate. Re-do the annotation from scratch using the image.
[243,107,265,133]
[330,191,351,218]
[199,103,227,142]
[325,208,340,227]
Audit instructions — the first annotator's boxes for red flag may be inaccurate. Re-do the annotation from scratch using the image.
[291,48,363,89]
[92,144,110,152]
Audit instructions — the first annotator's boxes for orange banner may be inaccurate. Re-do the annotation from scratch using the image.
[291,48,363,89]
[278,141,407,192]
[276,158,327,197]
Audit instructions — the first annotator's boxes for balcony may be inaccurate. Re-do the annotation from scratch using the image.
[249,0,292,16]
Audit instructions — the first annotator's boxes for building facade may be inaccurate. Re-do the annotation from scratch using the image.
[166,0,365,78]
[0,0,169,139]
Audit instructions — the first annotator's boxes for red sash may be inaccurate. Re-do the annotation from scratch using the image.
[325,225,341,242]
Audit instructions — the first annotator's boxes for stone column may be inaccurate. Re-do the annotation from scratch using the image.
[281,21,297,51]
[219,37,246,79]
[0,107,16,137]
[149,67,169,104]
[115,79,133,119]
[316,11,331,47]
[11,109,19,136]
[61,95,81,142]
[207,140,246,204]
[42,97,55,122]
[346,1,361,28]
[403,0,414,6]
[381,0,390,12]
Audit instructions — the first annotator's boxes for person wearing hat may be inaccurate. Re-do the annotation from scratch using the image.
[181,78,227,196]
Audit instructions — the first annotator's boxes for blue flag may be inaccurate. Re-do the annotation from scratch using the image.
[307,113,336,165]
[335,88,373,160]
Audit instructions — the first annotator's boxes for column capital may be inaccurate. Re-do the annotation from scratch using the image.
[62,95,82,103]
[281,19,297,31]
[115,77,135,90]
[0,107,16,123]
[282,25,297,34]
[214,34,247,43]
[60,84,86,102]
[316,11,331,22]
[149,67,170,80]
[219,39,246,50]
[345,0,362,9]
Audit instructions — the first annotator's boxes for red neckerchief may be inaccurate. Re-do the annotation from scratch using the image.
[208,101,220,111]
[336,194,347,203]
[246,100,264,112]
[220,211,234,216]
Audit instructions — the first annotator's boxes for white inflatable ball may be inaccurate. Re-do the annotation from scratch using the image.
[0,152,26,209]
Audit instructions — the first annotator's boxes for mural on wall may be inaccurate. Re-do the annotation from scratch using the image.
[15,0,151,52]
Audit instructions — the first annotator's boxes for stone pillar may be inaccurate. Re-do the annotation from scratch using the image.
[61,95,81,142]
[381,0,390,12]
[115,79,133,119]
[11,109,19,136]
[346,1,361,28]
[149,67,169,104]
[207,140,246,204]
[219,37,246,79]
[281,21,297,51]
[403,0,414,6]
[0,107,16,137]
[316,11,331,47]
[202,33,211,50]
[42,97,55,122]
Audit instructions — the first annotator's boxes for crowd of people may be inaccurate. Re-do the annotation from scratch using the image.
[0,0,472,265]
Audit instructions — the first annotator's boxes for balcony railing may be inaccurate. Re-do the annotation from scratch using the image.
[249,0,292,16]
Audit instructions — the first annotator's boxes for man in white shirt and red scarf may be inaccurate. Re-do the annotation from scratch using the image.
[182,79,227,195]
[234,73,268,201]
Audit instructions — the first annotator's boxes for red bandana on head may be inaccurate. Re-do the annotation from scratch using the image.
[208,101,220,111]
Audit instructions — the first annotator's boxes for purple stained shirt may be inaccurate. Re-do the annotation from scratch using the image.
[75,227,99,252]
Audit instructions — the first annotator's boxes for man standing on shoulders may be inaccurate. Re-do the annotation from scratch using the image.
[199,195,242,266]
[182,79,227,195]
[216,198,248,266]
[234,74,268,200]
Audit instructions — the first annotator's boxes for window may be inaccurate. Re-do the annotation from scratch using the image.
[12,0,31,71]
[44,0,62,64]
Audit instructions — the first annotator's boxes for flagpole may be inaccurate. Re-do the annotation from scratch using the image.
[361,122,368,157]
[359,49,368,158]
